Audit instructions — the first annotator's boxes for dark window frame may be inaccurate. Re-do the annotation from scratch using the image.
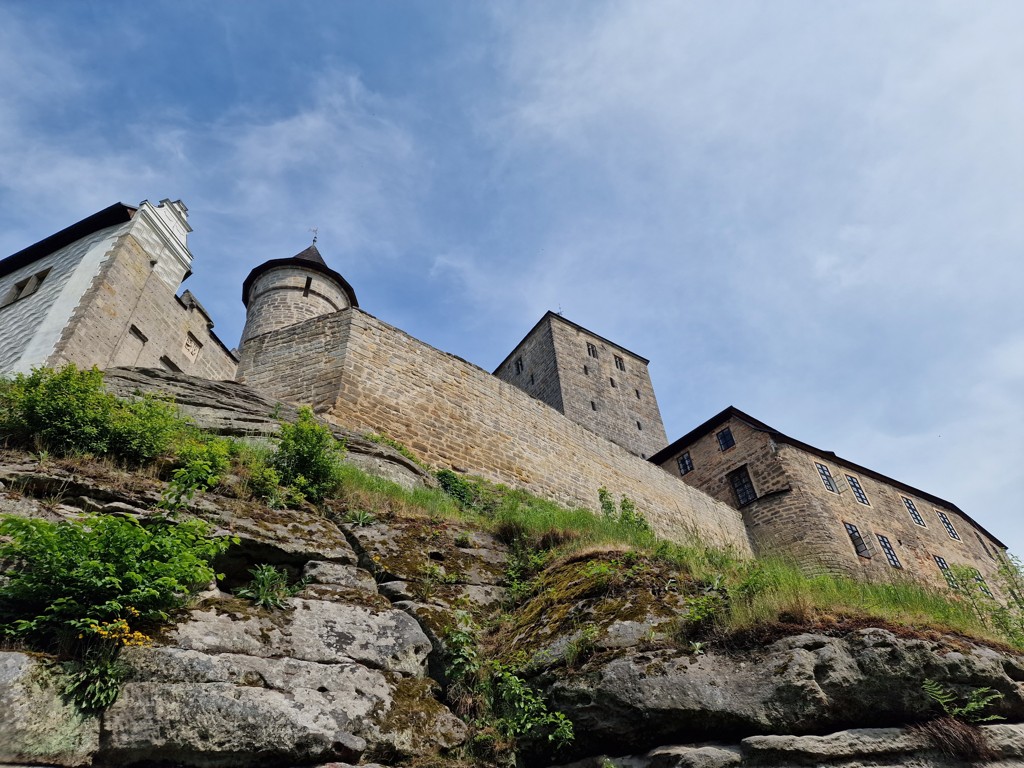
[876,534,902,568]
[845,474,870,505]
[586,342,598,359]
[815,462,838,493]
[717,427,735,451]
[934,555,957,588]
[614,355,625,371]
[514,357,523,375]
[728,466,757,506]
[902,496,926,527]
[936,510,962,541]
[677,452,694,476]
[844,522,871,559]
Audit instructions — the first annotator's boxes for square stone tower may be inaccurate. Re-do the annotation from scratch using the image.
[495,311,668,459]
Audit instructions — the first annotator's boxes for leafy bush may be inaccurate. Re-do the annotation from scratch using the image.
[159,438,232,513]
[235,564,307,609]
[272,407,345,503]
[0,513,232,711]
[0,365,184,463]
[0,514,230,653]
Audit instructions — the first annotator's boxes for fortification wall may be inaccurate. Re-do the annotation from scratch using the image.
[238,308,752,553]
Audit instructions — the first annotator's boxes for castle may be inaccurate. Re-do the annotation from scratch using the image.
[0,200,1007,592]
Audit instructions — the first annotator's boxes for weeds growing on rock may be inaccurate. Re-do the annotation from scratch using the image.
[235,564,308,609]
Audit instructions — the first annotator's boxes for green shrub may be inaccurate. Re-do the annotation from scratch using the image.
[235,564,307,609]
[923,679,1005,724]
[272,407,345,503]
[0,365,184,463]
[0,513,232,711]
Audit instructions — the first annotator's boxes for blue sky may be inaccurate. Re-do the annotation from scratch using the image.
[2,2,1022,554]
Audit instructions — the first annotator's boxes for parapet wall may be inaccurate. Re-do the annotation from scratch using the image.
[238,308,752,554]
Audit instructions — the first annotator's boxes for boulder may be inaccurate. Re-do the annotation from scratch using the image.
[0,652,99,767]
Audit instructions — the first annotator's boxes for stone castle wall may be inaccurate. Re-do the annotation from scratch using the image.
[237,308,753,554]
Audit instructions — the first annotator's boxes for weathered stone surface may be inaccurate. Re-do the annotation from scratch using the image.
[0,652,98,767]
[105,646,466,766]
[303,560,378,592]
[545,629,1024,754]
[550,724,1024,767]
[103,366,432,489]
[172,597,432,677]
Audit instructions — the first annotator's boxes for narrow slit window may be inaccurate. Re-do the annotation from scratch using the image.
[514,357,523,375]
[936,511,961,541]
[583,365,589,375]
[844,522,871,559]
[902,496,926,527]
[876,534,902,568]
[590,400,597,411]
[610,377,616,388]
[815,463,838,493]
[586,342,598,358]
[302,276,313,297]
[975,533,994,560]
[529,374,535,385]
[845,474,870,505]
[636,420,642,431]
[635,388,641,399]
[614,355,625,371]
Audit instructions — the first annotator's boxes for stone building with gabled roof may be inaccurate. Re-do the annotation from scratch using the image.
[649,406,1006,589]
[0,200,236,378]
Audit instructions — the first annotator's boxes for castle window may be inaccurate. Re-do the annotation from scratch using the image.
[936,511,961,541]
[636,420,642,431]
[902,496,926,527]
[635,389,641,399]
[728,466,757,506]
[717,428,735,451]
[614,355,625,371]
[583,365,589,375]
[591,400,597,411]
[815,463,838,493]
[934,555,957,588]
[302,276,313,297]
[844,522,871,559]
[1,268,51,308]
[677,452,693,476]
[876,534,902,568]
[529,374,535,385]
[971,568,994,597]
[610,377,616,388]
[514,357,523,375]
[845,474,870,505]
[587,342,598,358]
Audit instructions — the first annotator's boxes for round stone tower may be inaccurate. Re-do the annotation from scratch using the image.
[239,244,358,345]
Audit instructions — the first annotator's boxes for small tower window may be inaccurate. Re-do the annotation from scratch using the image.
[302,276,313,297]
[586,342,598,358]
[614,355,625,371]
[529,373,535,385]
[636,420,642,431]
[635,389,641,399]
[610,377,616,388]
[590,400,597,411]
[514,357,523,375]
[583,365,589,375]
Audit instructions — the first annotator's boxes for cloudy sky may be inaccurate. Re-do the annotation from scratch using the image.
[1,2,1021,553]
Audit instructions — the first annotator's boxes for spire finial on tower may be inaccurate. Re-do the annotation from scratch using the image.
[310,226,318,246]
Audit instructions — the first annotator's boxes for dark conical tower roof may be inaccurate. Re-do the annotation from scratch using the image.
[241,243,358,308]
[291,243,327,266]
